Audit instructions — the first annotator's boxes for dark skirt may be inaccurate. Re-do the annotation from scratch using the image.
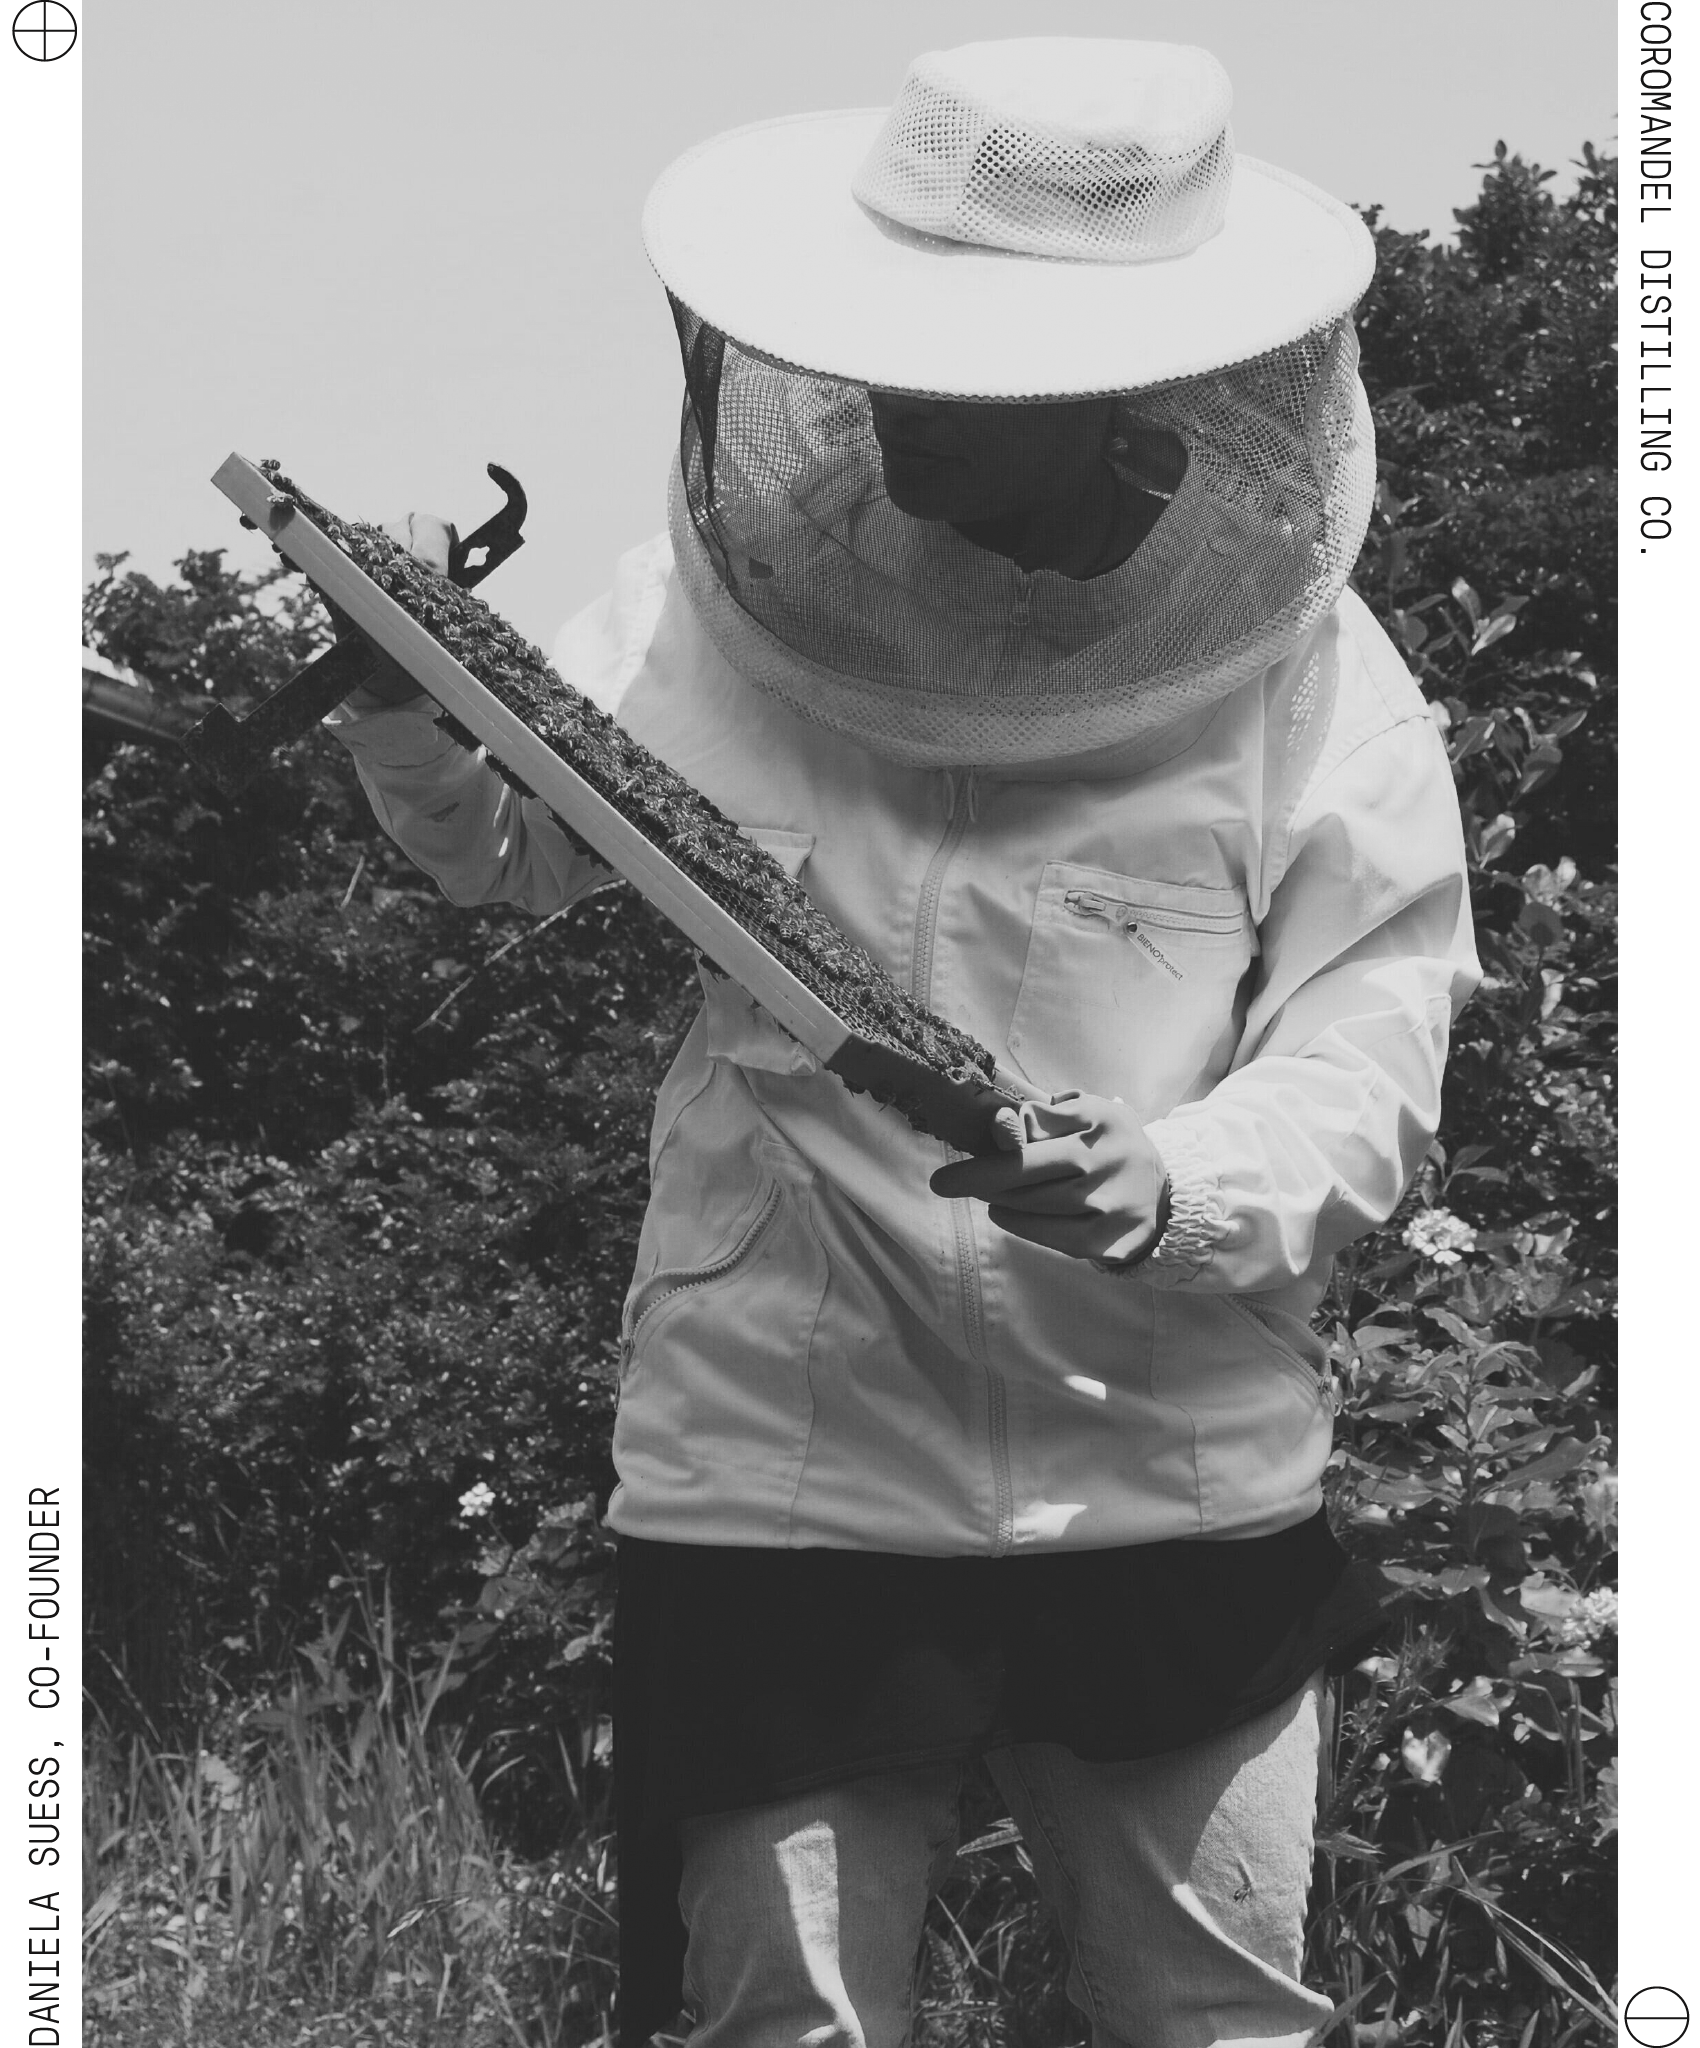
[613,1511,1398,2045]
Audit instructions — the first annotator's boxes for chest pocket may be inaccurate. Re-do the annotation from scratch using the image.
[1006,861,1256,1117]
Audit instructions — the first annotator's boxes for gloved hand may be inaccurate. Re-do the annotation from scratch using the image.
[339,513,457,709]
[929,1090,1171,1269]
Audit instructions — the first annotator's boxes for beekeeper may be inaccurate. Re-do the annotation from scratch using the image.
[334,39,1479,2048]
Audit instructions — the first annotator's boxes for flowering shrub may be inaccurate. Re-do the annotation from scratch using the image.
[1290,143,1616,2042]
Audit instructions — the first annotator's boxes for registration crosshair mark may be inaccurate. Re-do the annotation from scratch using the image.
[11,1,76,60]
[1625,1988,1691,2048]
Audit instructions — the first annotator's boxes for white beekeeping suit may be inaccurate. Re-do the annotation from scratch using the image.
[331,40,1479,2048]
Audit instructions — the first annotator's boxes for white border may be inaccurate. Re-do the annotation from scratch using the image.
[1619,0,1687,2029]
[1,1,82,2039]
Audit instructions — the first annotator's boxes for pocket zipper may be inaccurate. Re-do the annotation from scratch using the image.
[1063,887,1243,938]
[1065,888,1139,935]
[620,1182,786,1359]
[1224,1295,1339,1410]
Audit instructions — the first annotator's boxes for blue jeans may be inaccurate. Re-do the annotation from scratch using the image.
[675,1675,1332,2048]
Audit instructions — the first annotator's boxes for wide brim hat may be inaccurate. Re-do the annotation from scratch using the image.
[642,39,1376,401]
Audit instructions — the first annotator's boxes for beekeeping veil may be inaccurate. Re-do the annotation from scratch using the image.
[642,40,1378,769]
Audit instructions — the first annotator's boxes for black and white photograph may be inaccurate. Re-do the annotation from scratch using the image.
[46,2,1645,2041]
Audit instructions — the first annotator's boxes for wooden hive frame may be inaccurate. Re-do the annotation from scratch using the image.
[214,454,1037,1154]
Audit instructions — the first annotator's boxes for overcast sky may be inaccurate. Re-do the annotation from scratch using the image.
[85,0,1617,648]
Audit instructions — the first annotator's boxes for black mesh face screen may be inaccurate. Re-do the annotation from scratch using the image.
[670,292,725,521]
[663,297,1375,766]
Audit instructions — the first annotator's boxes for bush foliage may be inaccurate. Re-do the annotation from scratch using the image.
[85,143,1615,2044]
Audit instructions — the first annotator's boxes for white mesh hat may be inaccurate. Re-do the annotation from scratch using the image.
[641,38,1379,767]
[643,39,1373,400]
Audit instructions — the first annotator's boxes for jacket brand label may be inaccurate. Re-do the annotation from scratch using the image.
[1133,929,1184,980]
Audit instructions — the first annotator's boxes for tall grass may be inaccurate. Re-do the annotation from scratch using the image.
[88,1695,1076,2048]
[916,1817,1084,2048]
[85,1597,619,2047]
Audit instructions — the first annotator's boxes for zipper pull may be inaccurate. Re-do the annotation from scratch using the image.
[1064,888,1137,935]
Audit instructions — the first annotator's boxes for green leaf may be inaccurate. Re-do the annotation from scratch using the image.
[1440,1676,1511,1726]
[1355,1472,1444,1509]
[1514,1649,1607,1679]
[1485,1436,1591,1495]
[1314,1831,1382,1863]
[1351,1323,1413,1354]
[1472,612,1517,653]
[1475,813,1519,865]
[1450,715,1496,761]
[1516,899,1566,945]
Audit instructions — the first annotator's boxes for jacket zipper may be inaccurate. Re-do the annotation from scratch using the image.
[620,1181,785,1366]
[913,774,974,1001]
[915,774,1015,1556]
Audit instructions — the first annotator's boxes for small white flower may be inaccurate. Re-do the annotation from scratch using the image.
[458,1482,496,1521]
[1401,1726,1451,1783]
[1403,1207,1478,1266]
[1581,1587,1618,1634]
[1524,1575,1617,1647]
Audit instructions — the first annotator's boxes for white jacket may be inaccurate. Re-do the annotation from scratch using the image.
[332,535,1479,1556]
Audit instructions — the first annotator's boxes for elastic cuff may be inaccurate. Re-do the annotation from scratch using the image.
[1142,1119,1229,1279]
